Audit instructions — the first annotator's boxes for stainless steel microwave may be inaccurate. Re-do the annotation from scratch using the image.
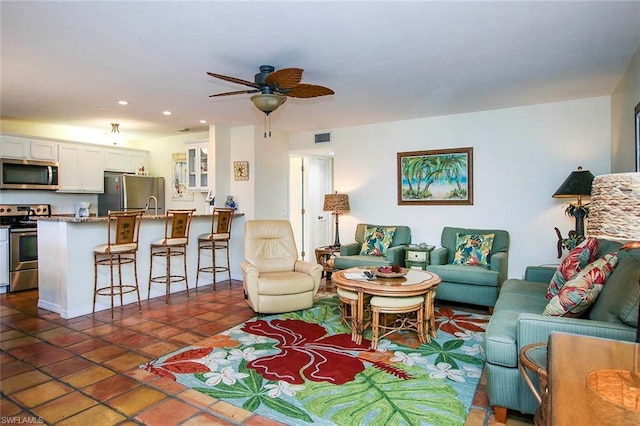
[0,158,59,190]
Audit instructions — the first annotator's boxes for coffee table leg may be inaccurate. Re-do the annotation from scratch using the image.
[356,290,364,345]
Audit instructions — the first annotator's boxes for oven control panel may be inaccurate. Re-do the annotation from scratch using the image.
[0,204,51,217]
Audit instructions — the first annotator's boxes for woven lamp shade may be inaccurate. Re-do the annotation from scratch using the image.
[323,193,350,212]
[587,173,640,240]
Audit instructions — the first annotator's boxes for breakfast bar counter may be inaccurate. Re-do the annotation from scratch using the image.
[36,212,245,319]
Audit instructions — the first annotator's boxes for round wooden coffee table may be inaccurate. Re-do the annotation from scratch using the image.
[332,267,440,345]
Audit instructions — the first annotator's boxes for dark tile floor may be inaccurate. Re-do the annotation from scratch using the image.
[1,280,532,425]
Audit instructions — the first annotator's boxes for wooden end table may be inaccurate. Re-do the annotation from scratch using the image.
[315,246,340,286]
[332,267,440,345]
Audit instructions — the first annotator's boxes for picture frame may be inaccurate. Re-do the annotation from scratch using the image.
[635,101,639,172]
[397,147,473,205]
[234,161,249,181]
[171,152,194,201]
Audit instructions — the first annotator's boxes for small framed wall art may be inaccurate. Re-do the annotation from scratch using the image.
[397,147,473,205]
[234,161,249,181]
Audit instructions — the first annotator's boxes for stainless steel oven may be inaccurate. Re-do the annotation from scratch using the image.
[0,204,50,292]
[10,228,38,291]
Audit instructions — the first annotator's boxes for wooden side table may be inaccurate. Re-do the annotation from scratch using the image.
[315,246,340,286]
[404,245,435,270]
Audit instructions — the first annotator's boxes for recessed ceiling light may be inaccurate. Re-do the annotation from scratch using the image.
[118,100,128,105]
[200,120,207,124]
[163,111,172,116]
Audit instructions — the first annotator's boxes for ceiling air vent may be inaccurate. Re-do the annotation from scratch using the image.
[314,132,331,143]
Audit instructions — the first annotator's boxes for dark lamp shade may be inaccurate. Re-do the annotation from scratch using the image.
[323,193,350,212]
[552,167,595,198]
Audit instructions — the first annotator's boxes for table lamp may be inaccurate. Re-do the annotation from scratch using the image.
[552,166,595,237]
[585,172,640,422]
[323,192,350,248]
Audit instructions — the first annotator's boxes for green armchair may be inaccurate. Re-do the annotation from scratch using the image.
[333,224,411,270]
[426,226,510,308]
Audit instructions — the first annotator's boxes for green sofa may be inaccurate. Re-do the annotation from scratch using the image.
[484,239,640,422]
[426,226,510,308]
[333,224,411,270]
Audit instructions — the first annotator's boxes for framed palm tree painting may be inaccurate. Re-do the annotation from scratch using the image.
[397,147,473,205]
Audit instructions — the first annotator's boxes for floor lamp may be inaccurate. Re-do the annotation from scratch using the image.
[323,192,350,248]
[585,172,640,422]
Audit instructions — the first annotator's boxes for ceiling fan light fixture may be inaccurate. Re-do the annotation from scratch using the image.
[251,93,286,115]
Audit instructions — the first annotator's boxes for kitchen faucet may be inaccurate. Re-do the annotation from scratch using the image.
[145,195,158,215]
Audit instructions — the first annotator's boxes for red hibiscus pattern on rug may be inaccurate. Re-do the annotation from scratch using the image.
[143,347,213,380]
[242,318,371,385]
[435,307,488,336]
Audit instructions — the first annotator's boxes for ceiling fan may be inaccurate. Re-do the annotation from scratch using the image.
[207,65,334,124]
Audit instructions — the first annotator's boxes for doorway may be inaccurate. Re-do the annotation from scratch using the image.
[289,154,333,260]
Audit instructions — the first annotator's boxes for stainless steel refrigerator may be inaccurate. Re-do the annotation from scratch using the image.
[98,174,165,216]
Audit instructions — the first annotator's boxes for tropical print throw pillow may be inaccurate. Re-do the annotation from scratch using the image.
[360,226,396,256]
[546,237,598,300]
[452,233,495,267]
[543,253,617,317]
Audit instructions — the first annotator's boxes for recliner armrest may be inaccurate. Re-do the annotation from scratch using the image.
[294,260,323,277]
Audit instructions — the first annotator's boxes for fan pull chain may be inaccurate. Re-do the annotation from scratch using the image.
[263,114,272,138]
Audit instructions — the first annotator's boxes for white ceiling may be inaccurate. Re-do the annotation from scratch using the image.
[2,1,640,141]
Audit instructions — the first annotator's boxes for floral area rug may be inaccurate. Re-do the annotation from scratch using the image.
[141,296,488,425]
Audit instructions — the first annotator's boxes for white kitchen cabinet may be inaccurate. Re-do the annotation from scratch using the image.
[0,228,8,289]
[186,142,209,191]
[0,135,29,158]
[0,135,58,160]
[58,143,104,193]
[104,148,127,171]
[104,148,150,174]
[29,140,58,161]
[127,150,149,174]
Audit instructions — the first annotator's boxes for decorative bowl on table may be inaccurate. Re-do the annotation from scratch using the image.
[372,266,409,278]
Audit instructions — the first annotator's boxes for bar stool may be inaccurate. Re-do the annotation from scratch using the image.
[148,209,195,303]
[337,288,371,344]
[93,209,145,319]
[369,295,426,350]
[196,207,234,290]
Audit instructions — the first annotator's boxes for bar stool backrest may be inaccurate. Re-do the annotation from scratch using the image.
[107,210,144,251]
[165,209,196,241]
[212,207,234,237]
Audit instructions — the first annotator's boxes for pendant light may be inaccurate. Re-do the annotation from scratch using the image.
[109,123,122,146]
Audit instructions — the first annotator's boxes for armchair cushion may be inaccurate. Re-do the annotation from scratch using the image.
[333,224,411,270]
[359,226,396,256]
[452,232,495,267]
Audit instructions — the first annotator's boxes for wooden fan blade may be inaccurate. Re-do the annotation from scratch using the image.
[265,68,303,89]
[209,89,260,98]
[207,72,259,89]
[286,84,335,98]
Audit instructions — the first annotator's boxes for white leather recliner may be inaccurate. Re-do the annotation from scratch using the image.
[241,220,322,313]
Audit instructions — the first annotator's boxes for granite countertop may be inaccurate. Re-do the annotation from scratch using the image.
[36,212,244,223]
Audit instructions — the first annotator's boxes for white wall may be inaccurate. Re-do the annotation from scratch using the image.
[611,44,640,173]
[254,128,290,220]
[290,97,612,278]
